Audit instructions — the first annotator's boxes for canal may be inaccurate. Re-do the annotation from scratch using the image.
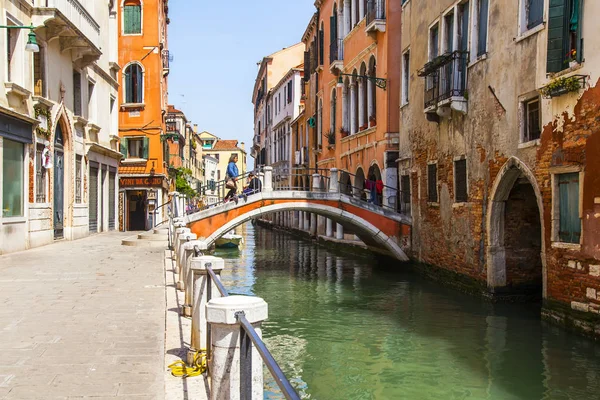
[215,223,600,400]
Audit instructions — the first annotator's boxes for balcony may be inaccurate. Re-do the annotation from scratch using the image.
[329,39,344,73]
[162,50,172,76]
[33,0,101,67]
[366,0,386,33]
[418,51,469,118]
[252,134,261,150]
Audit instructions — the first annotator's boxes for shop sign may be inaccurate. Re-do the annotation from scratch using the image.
[119,176,164,187]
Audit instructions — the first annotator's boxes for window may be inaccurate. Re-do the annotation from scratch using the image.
[87,80,95,121]
[546,0,583,72]
[429,23,439,60]
[124,63,143,104]
[477,0,489,56]
[75,155,82,203]
[401,174,411,211]
[458,1,470,52]
[287,81,293,103]
[124,1,142,34]
[557,172,581,243]
[525,0,544,30]
[35,144,46,203]
[402,50,410,105]
[2,139,24,217]
[121,137,149,159]
[6,19,19,83]
[330,89,337,135]
[523,98,541,142]
[217,170,221,180]
[73,70,82,116]
[33,45,46,97]
[444,11,455,53]
[454,159,468,202]
[427,163,438,202]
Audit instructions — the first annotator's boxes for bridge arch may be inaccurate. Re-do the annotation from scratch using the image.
[199,202,409,261]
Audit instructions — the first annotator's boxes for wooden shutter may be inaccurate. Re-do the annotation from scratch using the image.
[401,175,411,203]
[428,164,438,202]
[477,0,489,56]
[124,67,132,103]
[454,159,468,202]
[319,29,324,65]
[142,137,149,159]
[547,0,566,72]
[558,173,581,243]
[136,66,143,103]
[304,51,310,81]
[124,5,141,34]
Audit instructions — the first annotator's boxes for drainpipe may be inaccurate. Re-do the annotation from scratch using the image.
[314,7,320,174]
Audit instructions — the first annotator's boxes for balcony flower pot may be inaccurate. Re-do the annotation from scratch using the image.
[340,128,349,138]
[369,116,377,126]
[540,75,585,99]
[360,124,368,131]
[326,130,336,145]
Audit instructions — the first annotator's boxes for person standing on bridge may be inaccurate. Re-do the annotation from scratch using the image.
[224,154,239,203]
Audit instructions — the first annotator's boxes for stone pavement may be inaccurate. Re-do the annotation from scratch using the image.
[0,232,167,400]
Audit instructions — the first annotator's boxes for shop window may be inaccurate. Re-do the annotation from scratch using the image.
[2,139,24,217]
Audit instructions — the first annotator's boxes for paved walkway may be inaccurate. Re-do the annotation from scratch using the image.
[0,232,166,400]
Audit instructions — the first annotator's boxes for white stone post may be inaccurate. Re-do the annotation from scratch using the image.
[263,166,273,193]
[326,219,333,237]
[312,173,321,192]
[336,223,344,240]
[173,227,191,265]
[257,172,264,187]
[178,239,204,293]
[207,296,268,400]
[176,233,197,285]
[175,229,193,259]
[190,256,225,352]
[329,168,339,193]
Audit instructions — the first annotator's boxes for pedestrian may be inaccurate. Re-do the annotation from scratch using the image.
[242,172,262,200]
[224,154,239,203]
[375,177,384,206]
[366,175,377,204]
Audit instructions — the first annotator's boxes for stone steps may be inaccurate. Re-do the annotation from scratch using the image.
[121,228,170,247]
[138,233,169,241]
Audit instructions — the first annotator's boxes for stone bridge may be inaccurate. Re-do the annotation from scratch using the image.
[183,168,412,261]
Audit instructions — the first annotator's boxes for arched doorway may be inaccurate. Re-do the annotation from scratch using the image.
[487,158,544,300]
[340,171,352,195]
[367,163,382,205]
[53,122,65,239]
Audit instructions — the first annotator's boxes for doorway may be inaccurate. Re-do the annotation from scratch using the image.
[53,124,65,239]
[487,158,544,300]
[127,190,147,231]
[89,164,98,233]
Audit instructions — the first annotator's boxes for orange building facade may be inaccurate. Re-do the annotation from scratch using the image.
[303,0,401,207]
[117,0,170,231]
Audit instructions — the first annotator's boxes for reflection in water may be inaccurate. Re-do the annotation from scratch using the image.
[215,223,600,400]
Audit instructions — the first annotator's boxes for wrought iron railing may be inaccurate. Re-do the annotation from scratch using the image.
[366,0,386,26]
[418,51,469,109]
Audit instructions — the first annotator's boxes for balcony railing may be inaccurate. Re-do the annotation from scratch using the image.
[162,50,172,74]
[418,51,469,111]
[329,39,344,65]
[366,0,386,28]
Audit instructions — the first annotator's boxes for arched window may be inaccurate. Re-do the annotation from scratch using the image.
[360,62,368,130]
[124,63,143,104]
[330,88,337,135]
[368,56,377,126]
[123,0,142,35]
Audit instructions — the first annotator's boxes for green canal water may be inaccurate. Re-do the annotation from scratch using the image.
[215,223,600,400]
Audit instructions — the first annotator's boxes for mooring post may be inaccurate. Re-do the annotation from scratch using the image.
[207,296,268,400]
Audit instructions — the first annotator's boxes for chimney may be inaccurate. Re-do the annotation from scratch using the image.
[240,142,245,151]
[193,124,198,133]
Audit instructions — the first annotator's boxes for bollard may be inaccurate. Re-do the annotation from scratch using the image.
[177,232,197,270]
[336,223,344,240]
[177,237,200,292]
[326,218,333,237]
[312,173,321,192]
[189,256,225,352]
[207,296,268,400]
[173,228,191,266]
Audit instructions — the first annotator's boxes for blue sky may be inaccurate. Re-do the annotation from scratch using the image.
[168,1,315,168]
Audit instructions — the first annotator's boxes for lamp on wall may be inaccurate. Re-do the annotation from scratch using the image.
[0,24,39,52]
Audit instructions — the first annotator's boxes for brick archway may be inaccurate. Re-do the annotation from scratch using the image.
[486,157,546,298]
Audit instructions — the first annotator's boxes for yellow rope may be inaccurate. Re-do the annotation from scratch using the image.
[168,350,207,378]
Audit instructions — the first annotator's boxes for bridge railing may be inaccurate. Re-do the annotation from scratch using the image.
[167,242,301,400]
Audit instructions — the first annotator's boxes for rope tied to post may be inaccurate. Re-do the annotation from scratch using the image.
[168,349,207,378]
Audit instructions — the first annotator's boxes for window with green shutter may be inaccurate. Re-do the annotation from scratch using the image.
[558,172,581,243]
[124,63,143,103]
[124,4,142,34]
[546,0,584,73]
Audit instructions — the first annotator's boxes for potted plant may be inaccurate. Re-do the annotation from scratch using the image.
[540,75,583,98]
[360,123,368,131]
[340,127,349,138]
[566,49,578,68]
[369,115,377,126]
[326,130,335,145]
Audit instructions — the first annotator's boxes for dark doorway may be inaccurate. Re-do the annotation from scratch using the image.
[53,124,65,239]
[128,190,147,231]
[503,177,543,299]
[89,164,98,233]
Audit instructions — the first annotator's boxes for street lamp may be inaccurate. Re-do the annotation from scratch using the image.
[0,24,39,53]
[336,73,387,90]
